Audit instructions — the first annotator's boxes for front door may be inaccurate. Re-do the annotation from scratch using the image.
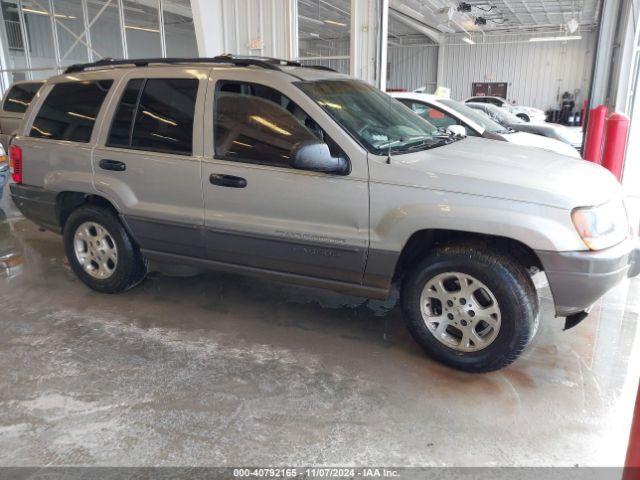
[201,73,369,284]
[93,72,207,257]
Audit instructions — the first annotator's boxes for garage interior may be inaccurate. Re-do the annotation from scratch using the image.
[0,0,639,471]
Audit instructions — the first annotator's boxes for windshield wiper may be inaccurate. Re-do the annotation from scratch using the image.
[377,134,433,150]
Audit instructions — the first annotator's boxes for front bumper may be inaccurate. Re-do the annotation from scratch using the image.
[536,238,640,318]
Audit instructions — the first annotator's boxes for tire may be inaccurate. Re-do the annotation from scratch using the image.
[401,242,539,373]
[516,113,530,122]
[63,204,147,293]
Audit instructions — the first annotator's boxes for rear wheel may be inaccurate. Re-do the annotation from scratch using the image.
[516,113,530,122]
[63,205,146,293]
[401,243,538,373]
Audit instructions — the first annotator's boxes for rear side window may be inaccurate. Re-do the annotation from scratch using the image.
[107,78,198,155]
[29,80,113,142]
[107,79,144,148]
[3,82,41,113]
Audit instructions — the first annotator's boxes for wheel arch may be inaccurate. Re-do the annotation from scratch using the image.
[392,229,543,282]
[56,191,120,230]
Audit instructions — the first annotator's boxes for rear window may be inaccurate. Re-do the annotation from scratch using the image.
[107,78,198,155]
[29,80,113,143]
[3,82,42,113]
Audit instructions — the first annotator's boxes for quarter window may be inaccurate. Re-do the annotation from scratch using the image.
[30,80,113,142]
[107,78,198,155]
[214,81,322,168]
[3,82,42,113]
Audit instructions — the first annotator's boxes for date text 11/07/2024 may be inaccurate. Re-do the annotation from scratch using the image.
[232,468,400,478]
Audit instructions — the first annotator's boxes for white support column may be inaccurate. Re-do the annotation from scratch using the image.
[191,0,296,59]
[350,0,379,84]
[377,0,388,91]
[190,0,226,56]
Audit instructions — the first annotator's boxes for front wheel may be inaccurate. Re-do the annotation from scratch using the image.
[63,205,147,293]
[401,243,539,373]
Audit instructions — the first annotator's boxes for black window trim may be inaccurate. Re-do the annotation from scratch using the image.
[213,79,351,174]
[105,77,197,157]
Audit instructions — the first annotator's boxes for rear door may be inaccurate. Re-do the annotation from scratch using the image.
[93,69,207,257]
[201,71,369,284]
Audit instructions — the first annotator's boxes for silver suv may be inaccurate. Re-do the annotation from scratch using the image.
[8,56,640,372]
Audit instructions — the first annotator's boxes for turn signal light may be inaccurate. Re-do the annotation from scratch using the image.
[9,144,22,184]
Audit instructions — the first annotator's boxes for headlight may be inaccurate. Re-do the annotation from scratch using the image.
[572,200,629,250]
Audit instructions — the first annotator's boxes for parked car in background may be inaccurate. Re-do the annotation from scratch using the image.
[463,95,546,123]
[0,143,8,198]
[0,80,44,149]
[393,92,580,158]
[466,102,583,154]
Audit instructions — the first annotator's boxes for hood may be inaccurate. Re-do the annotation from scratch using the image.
[503,131,580,158]
[377,137,621,210]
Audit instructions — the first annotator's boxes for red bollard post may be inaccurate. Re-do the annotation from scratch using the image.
[602,113,630,181]
[623,381,640,480]
[583,105,608,163]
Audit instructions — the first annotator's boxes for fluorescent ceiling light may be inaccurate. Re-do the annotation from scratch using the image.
[22,7,76,19]
[529,35,582,42]
[299,15,324,25]
[324,19,347,27]
[126,25,160,33]
[463,37,475,44]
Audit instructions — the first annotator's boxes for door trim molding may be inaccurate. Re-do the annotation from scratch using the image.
[142,249,389,300]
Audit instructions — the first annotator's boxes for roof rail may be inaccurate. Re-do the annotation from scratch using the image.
[304,65,338,72]
[63,55,306,74]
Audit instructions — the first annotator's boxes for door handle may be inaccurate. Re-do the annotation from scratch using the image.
[99,159,126,172]
[209,174,247,188]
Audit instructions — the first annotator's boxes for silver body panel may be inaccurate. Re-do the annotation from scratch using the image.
[8,62,637,314]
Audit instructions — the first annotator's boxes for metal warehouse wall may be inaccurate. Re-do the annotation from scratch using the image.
[387,43,438,92]
[204,0,296,58]
[298,37,350,73]
[437,32,596,110]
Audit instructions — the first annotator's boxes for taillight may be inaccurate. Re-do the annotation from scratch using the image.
[9,144,22,184]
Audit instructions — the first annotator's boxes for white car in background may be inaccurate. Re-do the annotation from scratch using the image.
[393,92,580,158]
[463,95,546,123]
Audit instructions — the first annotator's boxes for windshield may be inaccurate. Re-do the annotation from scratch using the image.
[437,99,508,133]
[479,103,524,125]
[297,80,454,155]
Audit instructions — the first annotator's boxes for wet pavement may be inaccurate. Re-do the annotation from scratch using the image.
[0,188,638,467]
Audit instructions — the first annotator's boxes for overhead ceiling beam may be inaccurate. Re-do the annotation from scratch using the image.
[388,8,442,44]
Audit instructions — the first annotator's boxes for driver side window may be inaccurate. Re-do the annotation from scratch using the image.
[400,100,458,130]
[214,81,321,168]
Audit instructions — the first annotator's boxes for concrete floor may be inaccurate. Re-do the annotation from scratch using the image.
[0,189,639,467]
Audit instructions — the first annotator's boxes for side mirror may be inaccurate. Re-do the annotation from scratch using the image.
[290,140,349,175]
[446,125,467,138]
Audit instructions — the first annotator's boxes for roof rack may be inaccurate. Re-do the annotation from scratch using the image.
[62,55,335,74]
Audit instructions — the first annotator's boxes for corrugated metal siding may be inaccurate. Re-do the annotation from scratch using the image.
[219,0,296,58]
[387,44,438,91]
[437,32,596,110]
[298,37,350,73]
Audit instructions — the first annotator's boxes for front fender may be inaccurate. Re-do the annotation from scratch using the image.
[365,182,585,289]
